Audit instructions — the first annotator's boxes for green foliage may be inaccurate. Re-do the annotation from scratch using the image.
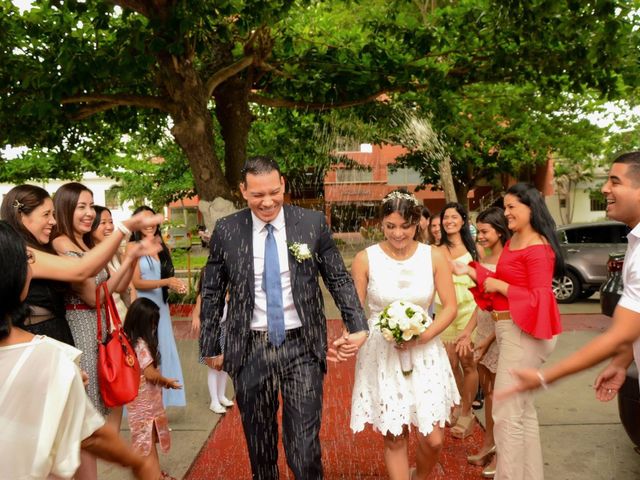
[1,0,639,199]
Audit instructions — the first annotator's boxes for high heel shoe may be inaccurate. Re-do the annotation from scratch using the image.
[467,445,496,466]
[481,463,496,478]
[451,414,476,439]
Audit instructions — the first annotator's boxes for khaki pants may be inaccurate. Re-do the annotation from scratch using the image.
[493,320,557,480]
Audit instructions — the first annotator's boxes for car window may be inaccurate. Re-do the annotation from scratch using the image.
[613,224,630,243]
[565,226,614,244]
[556,230,568,244]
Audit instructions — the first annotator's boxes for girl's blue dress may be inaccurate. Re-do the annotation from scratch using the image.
[137,256,186,407]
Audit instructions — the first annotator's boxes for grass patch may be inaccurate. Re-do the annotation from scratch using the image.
[171,249,208,270]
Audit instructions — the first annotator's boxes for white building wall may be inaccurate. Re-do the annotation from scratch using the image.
[545,172,609,226]
[0,173,140,224]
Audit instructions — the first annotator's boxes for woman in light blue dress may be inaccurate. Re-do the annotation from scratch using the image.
[130,206,187,407]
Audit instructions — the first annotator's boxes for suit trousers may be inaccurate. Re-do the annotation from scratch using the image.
[234,329,324,480]
[493,320,557,480]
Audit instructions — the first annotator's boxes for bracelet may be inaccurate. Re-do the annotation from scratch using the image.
[536,370,549,390]
[115,222,131,240]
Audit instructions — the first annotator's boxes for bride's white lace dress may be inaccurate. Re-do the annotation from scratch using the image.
[350,243,460,436]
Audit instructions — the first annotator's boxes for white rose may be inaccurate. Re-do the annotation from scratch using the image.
[401,329,416,342]
[387,302,404,320]
[398,317,410,331]
[387,316,398,329]
[381,328,395,342]
[298,244,311,257]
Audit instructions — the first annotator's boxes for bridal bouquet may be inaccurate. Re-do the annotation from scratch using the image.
[376,300,430,376]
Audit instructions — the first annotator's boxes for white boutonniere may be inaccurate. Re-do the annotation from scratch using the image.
[288,242,312,262]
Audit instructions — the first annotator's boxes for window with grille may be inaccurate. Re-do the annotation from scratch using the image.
[589,191,606,212]
[387,166,422,185]
[335,168,373,183]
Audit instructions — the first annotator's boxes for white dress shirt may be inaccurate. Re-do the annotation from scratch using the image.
[250,209,303,331]
[618,222,640,383]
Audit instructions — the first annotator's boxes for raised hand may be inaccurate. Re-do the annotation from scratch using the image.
[123,212,164,233]
[127,236,162,259]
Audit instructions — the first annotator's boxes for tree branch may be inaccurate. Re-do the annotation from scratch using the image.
[205,56,255,98]
[61,93,172,120]
[62,93,170,110]
[248,84,429,111]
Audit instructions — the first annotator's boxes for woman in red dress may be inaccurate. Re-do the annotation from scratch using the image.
[453,183,564,479]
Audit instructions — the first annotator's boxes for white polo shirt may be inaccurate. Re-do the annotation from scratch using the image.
[617,222,640,380]
[250,209,303,331]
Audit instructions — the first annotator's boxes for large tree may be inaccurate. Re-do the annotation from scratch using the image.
[1,0,638,202]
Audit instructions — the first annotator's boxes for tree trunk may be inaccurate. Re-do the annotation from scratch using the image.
[439,154,458,204]
[171,109,232,201]
[454,182,469,210]
[214,77,252,189]
[156,53,233,202]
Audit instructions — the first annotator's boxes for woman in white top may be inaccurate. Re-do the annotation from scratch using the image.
[348,190,459,480]
[0,220,159,480]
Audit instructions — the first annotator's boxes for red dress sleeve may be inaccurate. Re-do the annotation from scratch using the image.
[506,246,562,339]
[468,261,495,311]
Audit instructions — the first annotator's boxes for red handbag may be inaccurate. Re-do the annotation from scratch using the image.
[96,282,140,407]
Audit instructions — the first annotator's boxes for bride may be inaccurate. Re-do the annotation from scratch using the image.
[345,189,460,480]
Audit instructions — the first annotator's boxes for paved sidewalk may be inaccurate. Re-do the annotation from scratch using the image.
[99,311,640,479]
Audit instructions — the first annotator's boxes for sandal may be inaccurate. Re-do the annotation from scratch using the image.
[451,414,476,439]
[445,407,461,427]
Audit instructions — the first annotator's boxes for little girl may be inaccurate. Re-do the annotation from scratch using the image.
[454,207,510,478]
[191,270,234,414]
[124,298,182,480]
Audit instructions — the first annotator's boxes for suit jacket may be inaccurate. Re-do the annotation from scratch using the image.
[199,205,368,376]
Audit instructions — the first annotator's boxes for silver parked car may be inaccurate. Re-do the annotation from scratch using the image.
[552,221,629,303]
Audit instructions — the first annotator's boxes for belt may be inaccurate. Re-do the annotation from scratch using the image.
[490,310,511,321]
[65,303,93,311]
[250,328,303,342]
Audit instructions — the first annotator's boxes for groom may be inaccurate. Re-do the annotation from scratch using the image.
[199,156,368,479]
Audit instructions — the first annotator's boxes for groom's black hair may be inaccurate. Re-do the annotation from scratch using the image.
[241,156,282,183]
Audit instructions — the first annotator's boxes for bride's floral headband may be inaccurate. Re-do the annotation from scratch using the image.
[383,191,420,207]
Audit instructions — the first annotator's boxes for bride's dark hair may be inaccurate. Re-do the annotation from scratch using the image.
[381,189,422,240]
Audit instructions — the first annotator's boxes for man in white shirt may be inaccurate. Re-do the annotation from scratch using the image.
[499,151,640,399]
[199,156,368,480]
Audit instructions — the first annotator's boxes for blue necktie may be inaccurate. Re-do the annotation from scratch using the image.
[263,224,285,347]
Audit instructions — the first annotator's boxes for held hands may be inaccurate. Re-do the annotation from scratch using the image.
[205,355,224,371]
[483,277,501,293]
[594,364,626,402]
[327,330,368,363]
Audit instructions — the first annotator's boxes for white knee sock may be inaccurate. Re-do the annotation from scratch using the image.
[208,367,221,407]
[217,371,233,404]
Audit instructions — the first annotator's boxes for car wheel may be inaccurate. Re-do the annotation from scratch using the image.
[552,271,581,304]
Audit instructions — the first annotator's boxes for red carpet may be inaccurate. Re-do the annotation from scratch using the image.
[184,320,486,479]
